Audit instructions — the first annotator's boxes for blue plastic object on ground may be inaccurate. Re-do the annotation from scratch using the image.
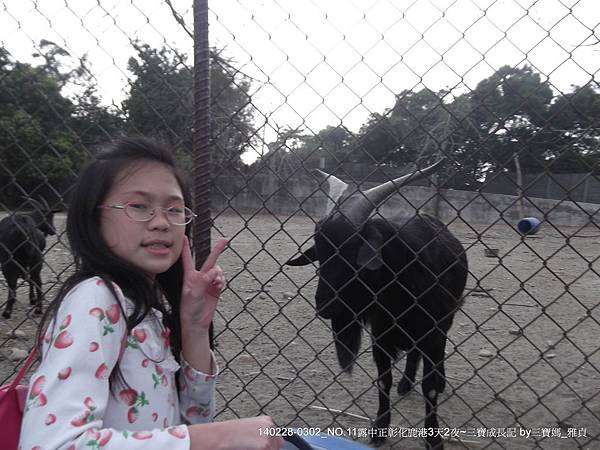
[517,217,541,235]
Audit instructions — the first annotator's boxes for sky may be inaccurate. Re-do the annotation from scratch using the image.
[1,0,599,162]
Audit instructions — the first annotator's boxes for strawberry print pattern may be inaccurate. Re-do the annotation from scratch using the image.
[19,277,218,450]
[152,364,168,389]
[25,375,48,411]
[126,329,146,349]
[52,314,74,349]
[85,429,113,448]
[119,388,149,424]
[89,303,121,336]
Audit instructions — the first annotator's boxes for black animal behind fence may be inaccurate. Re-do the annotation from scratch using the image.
[0,198,57,319]
[286,161,468,450]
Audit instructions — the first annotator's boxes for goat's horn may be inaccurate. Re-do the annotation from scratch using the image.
[312,169,350,216]
[338,158,446,226]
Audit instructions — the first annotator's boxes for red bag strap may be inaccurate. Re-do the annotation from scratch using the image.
[8,347,38,390]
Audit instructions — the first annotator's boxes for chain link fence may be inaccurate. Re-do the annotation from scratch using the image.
[1,0,599,448]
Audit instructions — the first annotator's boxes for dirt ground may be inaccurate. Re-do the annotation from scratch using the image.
[1,211,599,450]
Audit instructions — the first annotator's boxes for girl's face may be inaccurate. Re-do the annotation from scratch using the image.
[99,161,186,278]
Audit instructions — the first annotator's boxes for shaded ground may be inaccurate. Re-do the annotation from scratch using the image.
[1,212,599,449]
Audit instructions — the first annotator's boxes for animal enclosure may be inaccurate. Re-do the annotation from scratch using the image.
[1,1,600,449]
[1,211,599,449]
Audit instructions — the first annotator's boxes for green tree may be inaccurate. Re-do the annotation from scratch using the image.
[123,43,192,149]
[546,83,600,172]
[347,89,479,188]
[471,64,554,172]
[264,64,599,193]
[123,43,256,168]
[71,85,125,148]
[0,41,124,206]
[0,45,90,205]
[211,53,255,169]
[343,89,468,171]
[354,112,405,164]
[32,39,88,89]
[293,125,355,167]
[257,126,306,175]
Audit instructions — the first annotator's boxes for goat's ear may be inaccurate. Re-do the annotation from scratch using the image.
[313,169,349,216]
[286,245,318,266]
[356,224,384,270]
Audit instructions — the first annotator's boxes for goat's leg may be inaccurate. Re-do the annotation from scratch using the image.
[2,268,18,319]
[30,264,43,315]
[371,342,393,446]
[398,347,420,395]
[29,273,35,305]
[420,335,447,450]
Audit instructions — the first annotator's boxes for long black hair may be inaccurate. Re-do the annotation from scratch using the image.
[37,136,190,374]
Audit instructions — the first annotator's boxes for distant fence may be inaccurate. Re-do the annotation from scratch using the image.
[241,161,600,204]
[481,171,600,204]
[316,163,600,205]
[213,172,600,228]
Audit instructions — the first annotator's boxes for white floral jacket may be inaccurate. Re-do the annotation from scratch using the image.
[19,277,218,450]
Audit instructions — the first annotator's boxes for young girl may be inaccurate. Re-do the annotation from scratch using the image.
[19,137,284,450]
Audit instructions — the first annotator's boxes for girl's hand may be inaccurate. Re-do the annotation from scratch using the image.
[180,235,228,330]
[189,416,284,450]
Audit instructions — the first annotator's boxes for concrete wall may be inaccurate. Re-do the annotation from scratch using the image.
[212,174,600,227]
[378,186,600,228]
[263,161,600,203]
[481,171,600,204]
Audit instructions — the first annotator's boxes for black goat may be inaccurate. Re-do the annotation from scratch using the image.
[286,161,468,450]
[0,198,56,319]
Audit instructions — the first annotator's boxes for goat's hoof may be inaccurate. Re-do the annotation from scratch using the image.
[2,311,11,319]
[426,437,444,450]
[33,309,42,316]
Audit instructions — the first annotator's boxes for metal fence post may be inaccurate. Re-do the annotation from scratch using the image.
[192,0,211,266]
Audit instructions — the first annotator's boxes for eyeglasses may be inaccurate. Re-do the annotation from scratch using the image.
[97,203,197,226]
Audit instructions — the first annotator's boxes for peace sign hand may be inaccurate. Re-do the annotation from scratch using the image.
[179,235,228,330]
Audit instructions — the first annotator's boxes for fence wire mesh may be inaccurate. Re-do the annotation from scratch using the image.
[1,0,599,449]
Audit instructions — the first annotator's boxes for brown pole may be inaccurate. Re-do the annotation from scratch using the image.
[192,0,211,267]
